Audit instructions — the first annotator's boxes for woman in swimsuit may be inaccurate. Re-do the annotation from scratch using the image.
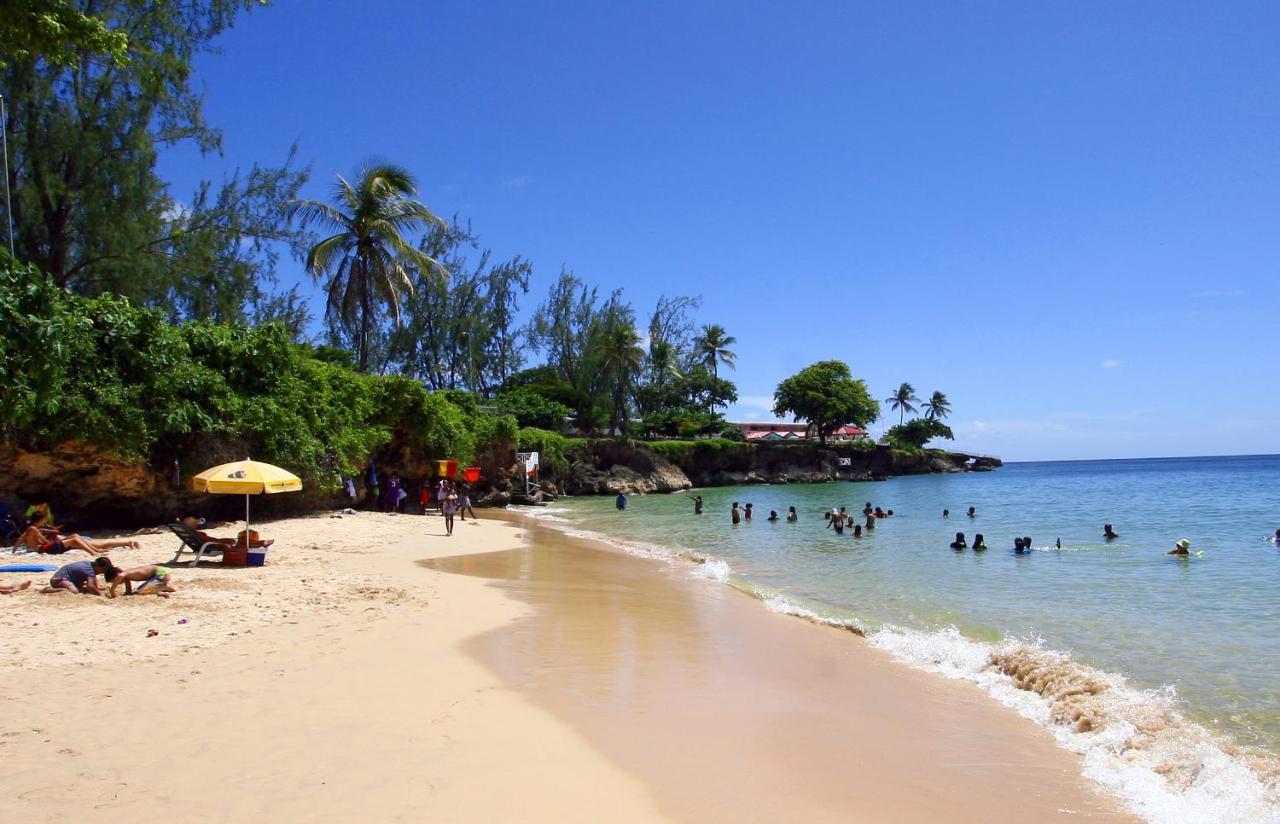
[15,512,138,556]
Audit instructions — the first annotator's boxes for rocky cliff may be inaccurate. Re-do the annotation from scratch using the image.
[545,441,1000,496]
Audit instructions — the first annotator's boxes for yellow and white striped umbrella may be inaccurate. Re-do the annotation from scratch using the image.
[192,459,302,495]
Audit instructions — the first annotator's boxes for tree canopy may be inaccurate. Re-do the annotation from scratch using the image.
[773,360,880,444]
[886,418,955,449]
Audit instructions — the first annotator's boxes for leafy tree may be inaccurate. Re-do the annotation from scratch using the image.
[640,407,725,438]
[2,0,300,317]
[693,323,736,379]
[885,382,921,426]
[886,418,954,449]
[253,284,313,342]
[923,390,951,421]
[292,162,443,372]
[773,360,880,445]
[385,219,530,391]
[591,314,645,434]
[527,270,599,389]
[0,0,129,68]
[494,387,571,431]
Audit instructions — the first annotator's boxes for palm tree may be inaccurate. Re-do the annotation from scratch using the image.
[923,390,951,421]
[885,382,921,426]
[693,324,737,378]
[291,163,443,371]
[596,322,646,434]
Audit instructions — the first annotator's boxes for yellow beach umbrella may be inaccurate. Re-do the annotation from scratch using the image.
[192,459,302,554]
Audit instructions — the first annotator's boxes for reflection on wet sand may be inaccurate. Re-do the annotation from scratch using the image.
[424,521,1137,823]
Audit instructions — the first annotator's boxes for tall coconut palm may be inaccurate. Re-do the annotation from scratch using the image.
[885,382,921,426]
[291,163,443,371]
[595,322,646,434]
[923,390,951,421]
[693,324,737,378]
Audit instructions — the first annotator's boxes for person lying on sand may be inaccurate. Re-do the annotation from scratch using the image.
[41,558,113,594]
[105,563,175,598]
[15,512,138,556]
[1,580,32,594]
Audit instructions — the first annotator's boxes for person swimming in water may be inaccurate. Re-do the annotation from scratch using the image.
[1272,528,1280,544]
[1013,537,1027,553]
[950,532,967,550]
[943,509,950,518]
[731,502,741,524]
[852,524,863,537]
[767,510,779,522]
[1168,538,1192,556]
[874,506,886,518]
[1104,524,1119,540]
[972,533,987,551]
[1023,536,1033,551]
[1055,538,1062,550]
[786,506,798,522]
[967,506,976,518]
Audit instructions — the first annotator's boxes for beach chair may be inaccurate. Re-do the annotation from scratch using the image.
[167,523,227,567]
[0,502,22,547]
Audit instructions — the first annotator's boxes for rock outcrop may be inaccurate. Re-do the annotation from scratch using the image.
[561,440,692,495]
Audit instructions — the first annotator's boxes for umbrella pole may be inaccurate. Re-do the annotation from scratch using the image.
[245,492,250,553]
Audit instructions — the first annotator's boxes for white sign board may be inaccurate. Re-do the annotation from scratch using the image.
[838,457,851,466]
[517,451,540,470]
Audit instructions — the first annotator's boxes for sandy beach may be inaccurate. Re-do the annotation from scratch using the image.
[1,511,1136,822]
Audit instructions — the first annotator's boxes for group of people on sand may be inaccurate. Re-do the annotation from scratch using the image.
[2,505,268,598]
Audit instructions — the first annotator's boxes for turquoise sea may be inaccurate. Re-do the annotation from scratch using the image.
[520,454,1280,823]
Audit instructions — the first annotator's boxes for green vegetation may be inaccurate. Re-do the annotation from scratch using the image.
[885,418,955,450]
[0,258,513,487]
[0,0,130,68]
[885,382,921,426]
[923,390,951,420]
[644,438,748,461]
[772,361,881,444]
[293,163,444,371]
[516,428,586,474]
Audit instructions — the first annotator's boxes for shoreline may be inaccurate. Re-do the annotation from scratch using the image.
[0,510,1132,821]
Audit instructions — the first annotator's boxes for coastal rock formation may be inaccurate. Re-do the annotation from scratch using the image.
[545,440,1001,497]
[561,441,692,495]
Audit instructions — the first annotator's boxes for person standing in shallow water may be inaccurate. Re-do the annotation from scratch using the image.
[688,494,704,515]
[786,506,798,522]
[1104,524,1119,540]
[967,507,976,518]
[731,502,741,525]
[943,509,950,518]
[744,503,753,521]
[950,532,967,550]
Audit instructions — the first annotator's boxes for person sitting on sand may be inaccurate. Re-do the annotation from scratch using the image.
[767,510,778,522]
[786,506,797,522]
[1104,524,1119,540]
[950,532,967,550]
[972,533,987,551]
[16,512,138,556]
[1168,538,1192,556]
[42,557,113,594]
[731,502,741,525]
[967,507,976,518]
[105,563,175,598]
[1,580,32,594]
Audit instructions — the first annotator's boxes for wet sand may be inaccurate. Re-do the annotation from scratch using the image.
[426,515,1138,822]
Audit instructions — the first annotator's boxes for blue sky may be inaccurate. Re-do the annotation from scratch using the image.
[158,1,1280,461]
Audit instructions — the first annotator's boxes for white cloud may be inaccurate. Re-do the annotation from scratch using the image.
[1100,358,1122,368]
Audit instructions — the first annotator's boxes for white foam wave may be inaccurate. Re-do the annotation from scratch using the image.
[689,558,731,582]
[868,625,1280,824]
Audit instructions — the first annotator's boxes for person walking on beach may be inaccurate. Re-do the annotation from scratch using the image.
[786,506,798,522]
[731,502,741,525]
[459,484,477,520]
[442,492,457,536]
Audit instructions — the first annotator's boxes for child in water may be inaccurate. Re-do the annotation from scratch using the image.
[767,510,779,522]
[1104,524,1119,540]
[950,532,967,550]
[972,533,987,551]
[744,503,753,521]
[852,524,863,537]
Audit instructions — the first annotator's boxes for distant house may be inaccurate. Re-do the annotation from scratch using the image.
[728,421,868,443]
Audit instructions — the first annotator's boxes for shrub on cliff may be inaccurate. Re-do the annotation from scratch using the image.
[0,258,510,488]
[885,418,955,449]
[516,427,586,474]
